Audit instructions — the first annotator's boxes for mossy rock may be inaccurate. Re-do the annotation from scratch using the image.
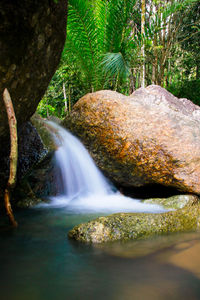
[68,195,200,243]
[31,114,58,152]
[14,151,59,207]
[143,194,196,209]
[16,197,46,208]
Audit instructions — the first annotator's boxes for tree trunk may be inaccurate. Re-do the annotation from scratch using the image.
[63,81,68,113]
[141,0,145,88]
[152,2,158,85]
[196,58,200,80]
[46,98,49,118]
[3,88,18,227]
[129,69,135,94]
[69,85,72,113]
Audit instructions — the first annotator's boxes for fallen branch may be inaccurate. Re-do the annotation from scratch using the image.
[3,88,18,227]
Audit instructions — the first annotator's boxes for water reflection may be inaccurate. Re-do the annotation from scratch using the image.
[158,239,200,279]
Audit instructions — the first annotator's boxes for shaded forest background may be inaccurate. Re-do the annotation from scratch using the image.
[37,0,200,118]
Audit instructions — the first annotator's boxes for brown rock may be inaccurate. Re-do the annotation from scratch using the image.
[65,85,200,194]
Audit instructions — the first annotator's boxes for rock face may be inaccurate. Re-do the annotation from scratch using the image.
[65,85,200,194]
[14,116,63,208]
[0,0,67,141]
[68,195,200,243]
[14,152,60,208]
[0,120,46,201]
[0,0,67,198]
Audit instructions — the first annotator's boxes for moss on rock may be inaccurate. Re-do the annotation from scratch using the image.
[31,114,58,152]
[16,196,46,208]
[68,196,200,243]
[143,194,197,210]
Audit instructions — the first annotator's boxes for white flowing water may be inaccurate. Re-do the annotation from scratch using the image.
[43,122,166,214]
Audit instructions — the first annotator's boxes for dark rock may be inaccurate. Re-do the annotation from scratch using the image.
[0,0,67,199]
[14,116,63,207]
[17,121,47,179]
[65,85,200,194]
[14,152,61,208]
[0,0,67,141]
[0,121,46,201]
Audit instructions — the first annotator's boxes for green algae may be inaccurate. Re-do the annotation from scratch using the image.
[68,196,200,243]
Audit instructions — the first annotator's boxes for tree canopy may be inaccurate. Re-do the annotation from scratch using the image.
[37,0,200,118]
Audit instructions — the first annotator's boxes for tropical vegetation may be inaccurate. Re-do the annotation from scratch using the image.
[37,0,200,118]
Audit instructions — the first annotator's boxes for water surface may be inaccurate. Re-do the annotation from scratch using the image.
[1,208,200,300]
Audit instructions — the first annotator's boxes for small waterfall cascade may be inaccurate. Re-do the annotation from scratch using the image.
[51,121,113,198]
[44,121,166,213]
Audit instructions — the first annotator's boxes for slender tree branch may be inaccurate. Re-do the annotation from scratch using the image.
[3,88,18,227]
[178,31,200,43]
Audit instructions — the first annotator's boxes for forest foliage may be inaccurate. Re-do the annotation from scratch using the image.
[37,0,200,118]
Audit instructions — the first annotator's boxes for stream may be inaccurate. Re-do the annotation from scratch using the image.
[1,208,200,300]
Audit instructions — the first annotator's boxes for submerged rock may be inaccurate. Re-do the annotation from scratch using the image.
[68,195,200,243]
[65,85,200,194]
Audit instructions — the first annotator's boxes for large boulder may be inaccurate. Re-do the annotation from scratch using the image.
[0,0,67,198]
[0,0,67,141]
[65,85,200,194]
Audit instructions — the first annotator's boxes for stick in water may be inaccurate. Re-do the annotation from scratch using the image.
[3,88,18,227]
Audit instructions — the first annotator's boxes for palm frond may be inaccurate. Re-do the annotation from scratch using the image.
[67,0,99,90]
[101,52,130,79]
[65,0,137,91]
[94,0,109,54]
[64,36,93,90]
[104,0,136,52]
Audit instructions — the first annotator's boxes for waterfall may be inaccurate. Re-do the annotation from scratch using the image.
[43,122,166,214]
[51,121,113,199]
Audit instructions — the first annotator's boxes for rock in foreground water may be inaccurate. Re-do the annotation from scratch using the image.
[68,195,200,243]
[65,85,200,194]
